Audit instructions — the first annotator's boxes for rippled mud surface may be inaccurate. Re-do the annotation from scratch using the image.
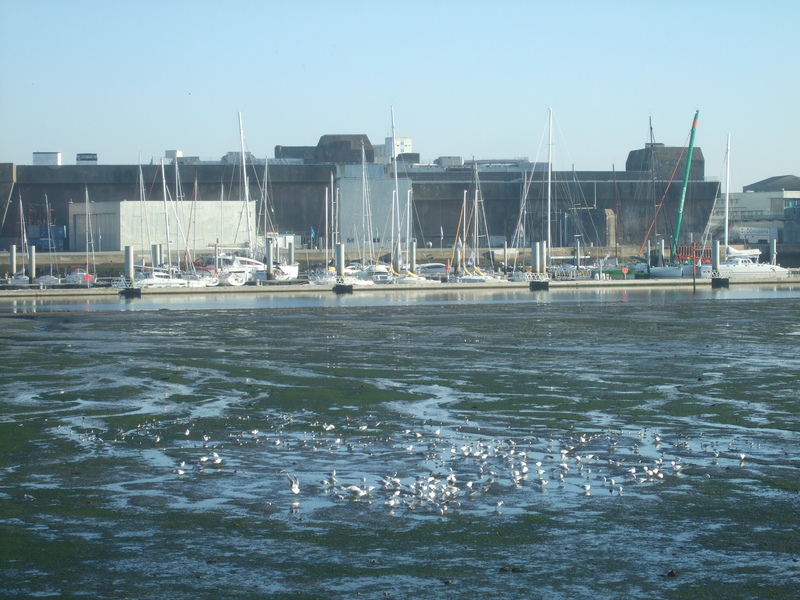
[2,298,800,599]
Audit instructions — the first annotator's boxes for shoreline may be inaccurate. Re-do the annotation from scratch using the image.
[1,274,797,300]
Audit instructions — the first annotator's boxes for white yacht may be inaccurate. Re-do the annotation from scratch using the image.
[717,256,790,279]
[216,254,266,286]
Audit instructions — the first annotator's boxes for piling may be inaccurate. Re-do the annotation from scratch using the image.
[530,241,550,290]
[266,241,274,280]
[711,240,728,288]
[29,246,36,281]
[332,242,352,294]
[541,240,548,273]
[124,246,134,282]
[335,243,344,277]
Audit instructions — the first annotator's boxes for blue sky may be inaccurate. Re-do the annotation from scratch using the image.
[2,0,797,189]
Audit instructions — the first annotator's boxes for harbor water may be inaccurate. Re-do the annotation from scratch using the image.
[2,286,799,599]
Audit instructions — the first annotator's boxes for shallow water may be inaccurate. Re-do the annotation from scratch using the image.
[3,281,800,313]
[2,293,800,599]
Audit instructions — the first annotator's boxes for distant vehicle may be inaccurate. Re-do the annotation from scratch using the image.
[415,263,449,279]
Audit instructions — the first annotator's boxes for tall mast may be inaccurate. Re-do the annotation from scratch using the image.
[328,171,334,254]
[238,111,253,254]
[671,110,699,258]
[261,157,278,240]
[358,142,365,263]
[138,161,150,263]
[44,194,54,274]
[192,176,199,265]
[83,189,87,269]
[84,185,93,273]
[391,106,401,272]
[262,159,268,240]
[649,117,658,238]
[360,141,375,263]
[724,134,731,252]
[473,163,479,267]
[19,195,25,253]
[174,159,184,269]
[406,189,412,266]
[461,189,467,272]
[334,186,340,247]
[324,184,329,266]
[160,159,171,267]
[546,107,553,269]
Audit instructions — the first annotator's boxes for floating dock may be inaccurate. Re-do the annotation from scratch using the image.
[1,273,797,300]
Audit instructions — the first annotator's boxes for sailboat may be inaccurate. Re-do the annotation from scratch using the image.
[646,111,711,279]
[65,187,96,286]
[251,156,300,283]
[716,136,790,279]
[217,113,259,286]
[36,194,62,286]
[214,112,298,285]
[9,196,30,286]
[127,160,196,289]
[455,162,502,283]
[385,107,436,285]
[318,141,389,284]
[509,166,536,282]
[507,109,557,282]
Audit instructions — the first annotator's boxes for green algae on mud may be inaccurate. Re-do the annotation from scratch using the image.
[2,300,800,599]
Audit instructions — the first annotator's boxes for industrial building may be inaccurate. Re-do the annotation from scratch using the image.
[2,136,798,264]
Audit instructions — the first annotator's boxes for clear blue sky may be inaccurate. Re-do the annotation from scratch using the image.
[2,0,797,190]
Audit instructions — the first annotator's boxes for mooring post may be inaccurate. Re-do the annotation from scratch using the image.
[266,239,274,280]
[124,246,134,282]
[335,242,345,277]
[29,246,36,282]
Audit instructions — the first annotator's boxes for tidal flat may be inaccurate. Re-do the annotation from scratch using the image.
[1,297,799,599]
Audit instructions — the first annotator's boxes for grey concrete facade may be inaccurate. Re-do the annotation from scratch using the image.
[1,136,780,259]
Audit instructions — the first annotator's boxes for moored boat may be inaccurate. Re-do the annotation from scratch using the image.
[65,266,95,286]
[713,136,790,280]
[716,256,790,279]
[115,267,193,289]
[35,274,62,286]
[216,254,265,285]
[9,272,30,286]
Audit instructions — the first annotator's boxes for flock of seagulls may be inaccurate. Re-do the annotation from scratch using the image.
[47,411,765,517]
